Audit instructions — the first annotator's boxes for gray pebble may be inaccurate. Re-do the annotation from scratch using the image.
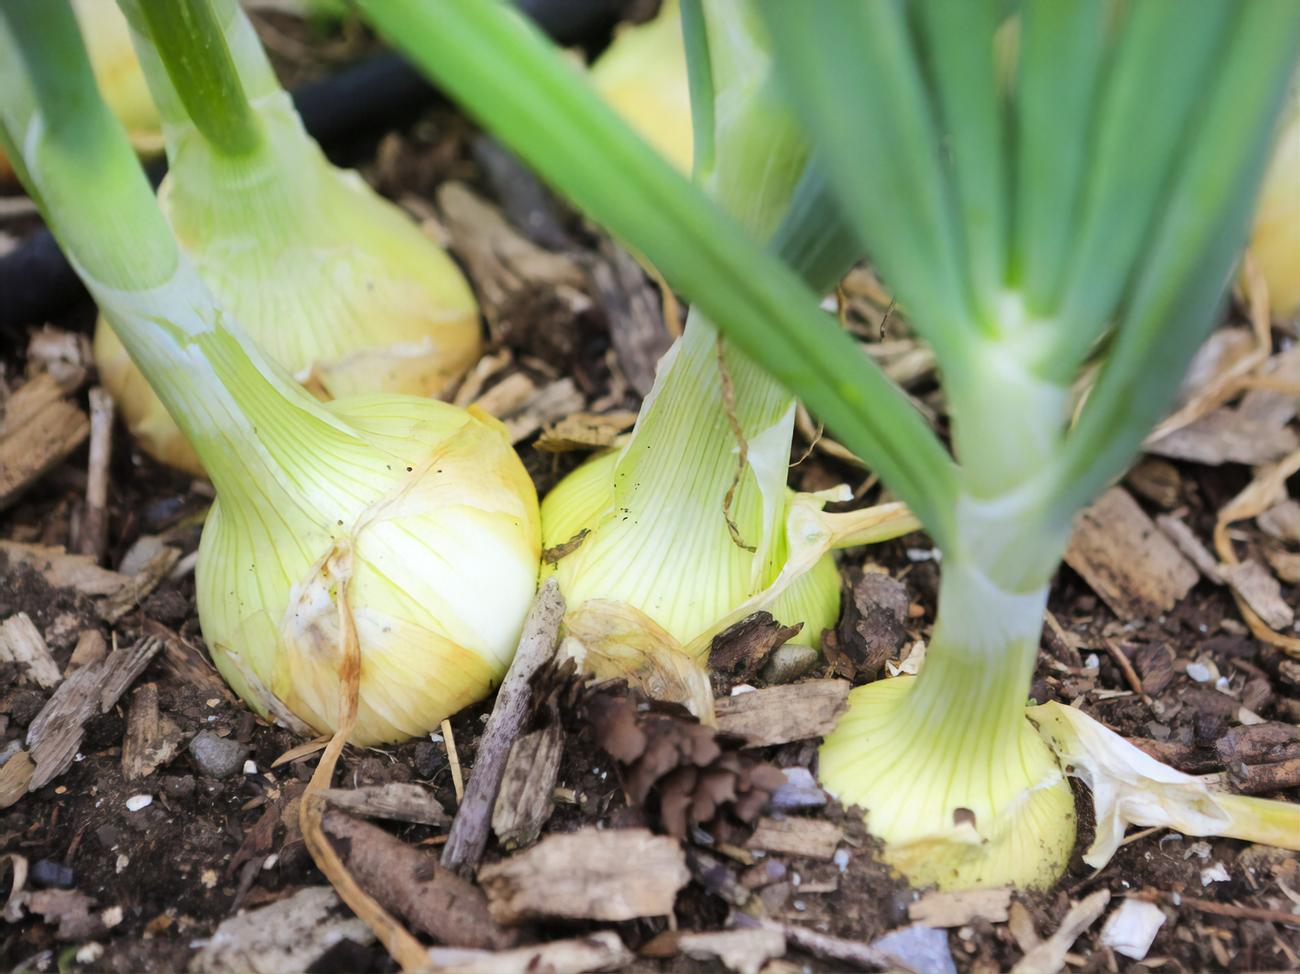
[188,730,249,779]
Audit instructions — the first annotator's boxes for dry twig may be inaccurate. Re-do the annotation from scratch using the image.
[441,578,565,874]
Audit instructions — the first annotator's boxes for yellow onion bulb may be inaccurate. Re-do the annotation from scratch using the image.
[1245,75,1300,318]
[589,0,693,172]
[540,446,841,654]
[95,122,481,476]
[198,397,540,746]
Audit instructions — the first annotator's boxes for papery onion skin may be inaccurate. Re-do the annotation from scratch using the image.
[540,446,841,653]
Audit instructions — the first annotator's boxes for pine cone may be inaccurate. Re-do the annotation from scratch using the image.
[583,686,786,841]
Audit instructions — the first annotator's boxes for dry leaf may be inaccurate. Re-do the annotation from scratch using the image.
[561,600,714,722]
[534,411,637,452]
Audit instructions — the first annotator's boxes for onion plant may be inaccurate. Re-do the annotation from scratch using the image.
[93,0,481,475]
[359,0,1300,889]
[0,0,160,181]
[0,0,540,747]
[541,3,917,710]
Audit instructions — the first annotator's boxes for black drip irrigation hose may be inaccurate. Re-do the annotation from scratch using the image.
[0,0,629,332]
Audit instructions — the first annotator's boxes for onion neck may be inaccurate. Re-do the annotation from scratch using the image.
[127,0,265,158]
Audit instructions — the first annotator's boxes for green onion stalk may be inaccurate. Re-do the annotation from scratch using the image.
[357,0,1300,890]
[0,0,540,747]
[539,2,918,715]
[93,0,481,476]
[0,0,161,182]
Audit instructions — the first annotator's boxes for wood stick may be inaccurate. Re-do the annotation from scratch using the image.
[441,718,464,803]
[77,387,113,561]
[441,578,565,875]
[1142,891,1300,926]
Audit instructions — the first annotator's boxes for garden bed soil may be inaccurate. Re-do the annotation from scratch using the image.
[2,12,1298,974]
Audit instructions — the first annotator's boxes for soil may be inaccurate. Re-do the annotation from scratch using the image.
[2,11,1298,974]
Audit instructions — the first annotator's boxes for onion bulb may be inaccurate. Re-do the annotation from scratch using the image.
[96,0,481,475]
[0,0,539,746]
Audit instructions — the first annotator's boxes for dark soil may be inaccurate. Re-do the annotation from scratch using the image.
[2,12,1298,974]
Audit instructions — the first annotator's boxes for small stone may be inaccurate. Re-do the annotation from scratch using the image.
[75,943,103,965]
[1100,899,1166,961]
[189,730,250,779]
[1186,662,1214,683]
[761,644,820,684]
[115,854,129,874]
[125,794,153,812]
[1201,862,1230,886]
[30,858,75,888]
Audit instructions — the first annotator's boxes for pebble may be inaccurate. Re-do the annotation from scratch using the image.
[761,644,819,684]
[30,858,75,888]
[125,794,153,812]
[189,730,250,779]
[1186,662,1213,683]
[1100,899,1166,961]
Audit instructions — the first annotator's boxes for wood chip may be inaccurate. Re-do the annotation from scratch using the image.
[709,612,804,690]
[322,809,514,949]
[437,182,585,332]
[908,887,1012,927]
[714,680,851,747]
[77,387,113,561]
[534,410,637,453]
[143,620,237,703]
[66,629,107,673]
[1265,547,1300,585]
[492,724,562,849]
[1155,514,1224,584]
[1145,407,1298,466]
[746,816,844,861]
[0,750,34,809]
[121,683,182,781]
[0,613,60,689]
[642,928,786,974]
[477,827,689,924]
[1010,890,1110,974]
[504,380,585,444]
[1220,560,1295,631]
[1258,499,1300,544]
[189,886,374,974]
[588,237,673,397]
[0,373,89,511]
[97,544,181,623]
[0,540,129,597]
[424,931,633,974]
[26,636,161,790]
[319,783,449,827]
[442,580,564,874]
[1064,488,1198,619]
[762,918,955,974]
